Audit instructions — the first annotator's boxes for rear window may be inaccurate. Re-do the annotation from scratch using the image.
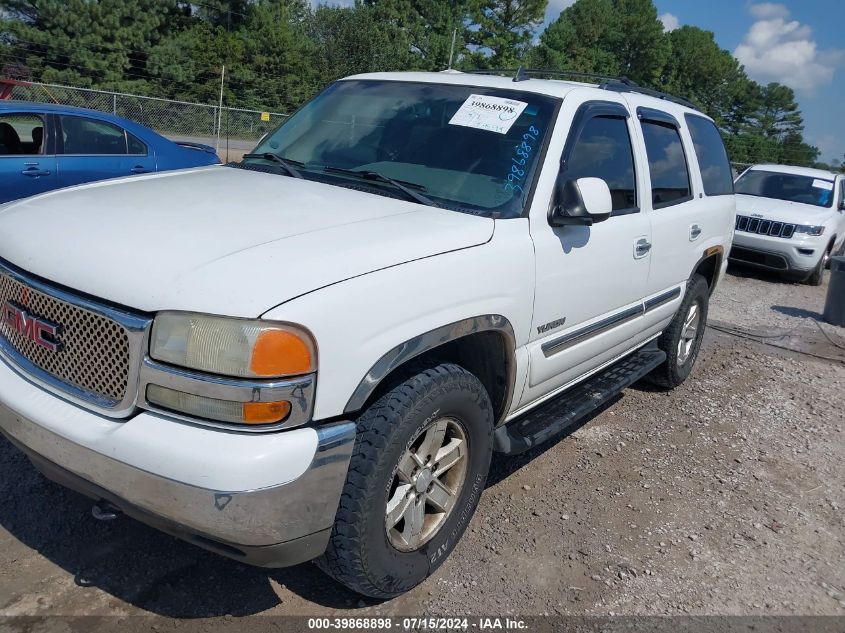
[641,120,692,208]
[60,116,128,155]
[685,115,733,196]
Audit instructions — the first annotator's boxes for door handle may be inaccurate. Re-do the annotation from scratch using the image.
[130,165,150,174]
[690,224,703,240]
[21,167,51,177]
[634,238,652,259]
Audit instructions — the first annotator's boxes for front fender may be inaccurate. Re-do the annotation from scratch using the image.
[261,219,535,422]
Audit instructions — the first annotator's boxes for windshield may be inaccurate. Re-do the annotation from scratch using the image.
[735,170,835,208]
[247,80,558,218]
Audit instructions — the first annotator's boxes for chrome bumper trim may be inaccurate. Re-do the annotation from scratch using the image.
[137,357,315,431]
[0,401,356,550]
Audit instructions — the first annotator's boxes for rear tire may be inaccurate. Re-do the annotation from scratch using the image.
[648,274,709,389]
[317,362,493,598]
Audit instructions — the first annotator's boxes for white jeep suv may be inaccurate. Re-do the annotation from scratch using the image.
[731,164,845,285]
[0,71,735,598]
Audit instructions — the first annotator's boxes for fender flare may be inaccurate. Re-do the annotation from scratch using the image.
[343,314,517,416]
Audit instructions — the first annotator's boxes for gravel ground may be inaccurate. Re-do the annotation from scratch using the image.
[0,266,843,619]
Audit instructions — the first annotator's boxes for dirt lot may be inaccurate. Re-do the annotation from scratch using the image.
[0,265,843,619]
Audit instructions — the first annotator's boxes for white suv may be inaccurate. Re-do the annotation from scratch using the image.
[0,71,735,598]
[731,164,845,285]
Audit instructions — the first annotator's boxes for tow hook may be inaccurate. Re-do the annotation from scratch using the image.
[91,500,122,521]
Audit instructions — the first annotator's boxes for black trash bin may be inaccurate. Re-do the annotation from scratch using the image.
[823,255,845,327]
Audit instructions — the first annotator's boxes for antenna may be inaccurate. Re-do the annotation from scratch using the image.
[448,28,457,70]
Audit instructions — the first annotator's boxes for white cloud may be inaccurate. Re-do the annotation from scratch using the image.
[659,12,679,32]
[748,2,790,20]
[734,3,844,93]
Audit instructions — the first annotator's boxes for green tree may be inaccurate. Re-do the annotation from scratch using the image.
[662,26,747,119]
[530,0,618,74]
[756,82,804,141]
[0,0,185,92]
[308,4,415,85]
[466,0,547,68]
[533,0,668,84]
[364,0,470,71]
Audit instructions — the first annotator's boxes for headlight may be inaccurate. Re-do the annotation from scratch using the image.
[794,225,825,236]
[150,312,316,378]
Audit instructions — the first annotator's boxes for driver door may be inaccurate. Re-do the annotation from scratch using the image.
[519,97,652,409]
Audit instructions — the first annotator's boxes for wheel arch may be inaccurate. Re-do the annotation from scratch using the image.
[343,315,517,425]
[692,246,724,295]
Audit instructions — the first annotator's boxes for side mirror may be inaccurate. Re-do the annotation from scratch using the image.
[549,177,613,227]
[839,200,845,212]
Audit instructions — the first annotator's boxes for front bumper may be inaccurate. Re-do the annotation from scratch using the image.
[730,231,826,273]
[0,355,356,567]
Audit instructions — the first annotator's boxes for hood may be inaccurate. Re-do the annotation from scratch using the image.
[735,194,835,226]
[0,166,494,317]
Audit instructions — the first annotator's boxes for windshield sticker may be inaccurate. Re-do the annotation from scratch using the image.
[812,179,834,191]
[503,125,541,196]
[449,95,529,134]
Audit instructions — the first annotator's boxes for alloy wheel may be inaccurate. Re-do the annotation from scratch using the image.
[677,302,701,367]
[385,417,468,552]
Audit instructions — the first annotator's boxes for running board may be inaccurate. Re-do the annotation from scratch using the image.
[493,346,667,455]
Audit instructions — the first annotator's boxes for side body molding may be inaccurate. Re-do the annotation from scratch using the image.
[343,315,517,417]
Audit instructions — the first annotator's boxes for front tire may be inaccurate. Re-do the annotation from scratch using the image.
[806,251,827,286]
[649,274,709,388]
[318,362,493,598]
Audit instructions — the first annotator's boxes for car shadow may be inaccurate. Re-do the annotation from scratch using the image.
[0,435,373,616]
[770,305,824,320]
[0,392,625,615]
[726,262,799,285]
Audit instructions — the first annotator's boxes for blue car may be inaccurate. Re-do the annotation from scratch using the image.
[0,102,220,204]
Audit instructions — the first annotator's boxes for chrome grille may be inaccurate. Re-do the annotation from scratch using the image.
[0,270,130,404]
[735,215,796,239]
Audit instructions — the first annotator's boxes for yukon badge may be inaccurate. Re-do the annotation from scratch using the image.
[537,317,567,335]
[2,301,63,352]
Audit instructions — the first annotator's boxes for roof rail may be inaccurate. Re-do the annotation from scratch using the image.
[466,67,634,85]
[598,79,697,110]
[466,67,697,110]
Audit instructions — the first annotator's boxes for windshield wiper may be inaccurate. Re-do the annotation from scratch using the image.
[242,152,304,179]
[323,166,435,207]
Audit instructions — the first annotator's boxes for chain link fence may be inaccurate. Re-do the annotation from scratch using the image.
[7,81,287,153]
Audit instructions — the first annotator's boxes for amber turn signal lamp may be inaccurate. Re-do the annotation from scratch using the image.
[242,400,292,424]
[250,329,315,377]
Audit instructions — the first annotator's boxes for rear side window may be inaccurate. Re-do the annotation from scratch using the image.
[566,116,637,214]
[641,120,692,208]
[0,113,45,156]
[685,115,733,196]
[127,132,147,155]
[60,116,128,155]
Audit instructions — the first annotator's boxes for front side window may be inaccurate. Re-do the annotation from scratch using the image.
[641,120,692,208]
[685,115,733,196]
[60,116,128,155]
[565,115,637,214]
[735,170,835,208]
[248,80,558,218]
[0,113,45,156]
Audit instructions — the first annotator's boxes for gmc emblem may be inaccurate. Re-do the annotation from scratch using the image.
[2,301,63,352]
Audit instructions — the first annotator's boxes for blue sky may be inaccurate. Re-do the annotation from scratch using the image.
[542,0,845,163]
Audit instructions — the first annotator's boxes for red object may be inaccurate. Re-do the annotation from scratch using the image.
[0,78,29,100]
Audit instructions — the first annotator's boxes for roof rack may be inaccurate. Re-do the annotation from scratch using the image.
[466,67,697,110]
